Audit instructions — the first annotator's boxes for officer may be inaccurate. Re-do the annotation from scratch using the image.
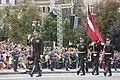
[29,30,44,77]
[12,45,20,72]
[89,41,101,75]
[103,38,114,76]
[77,38,87,76]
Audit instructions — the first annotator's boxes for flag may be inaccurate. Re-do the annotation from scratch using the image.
[86,5,104,42]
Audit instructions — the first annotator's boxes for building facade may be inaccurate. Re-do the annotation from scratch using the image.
[84,0,120,14]
[0,0,16,5]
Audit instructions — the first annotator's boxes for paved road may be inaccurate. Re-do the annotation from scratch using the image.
[0,73,119,80]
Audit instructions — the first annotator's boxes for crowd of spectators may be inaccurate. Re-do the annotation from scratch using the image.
[0,40,120,71]
[0,40,30,70]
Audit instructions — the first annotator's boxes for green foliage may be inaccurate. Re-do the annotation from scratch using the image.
[95,0,120,38]
[95,0,120,51]
[63,18,70,46]
[63,18,86,47]
[0,1,41,44]
[41,15,57,44]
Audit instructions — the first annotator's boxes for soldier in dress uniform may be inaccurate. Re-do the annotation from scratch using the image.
[89,41,102,75]
[77,38,87,76]
[29,30,44,77]
[103,38,114,76]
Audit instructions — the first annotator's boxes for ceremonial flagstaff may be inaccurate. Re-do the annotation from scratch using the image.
[86,5,104,42]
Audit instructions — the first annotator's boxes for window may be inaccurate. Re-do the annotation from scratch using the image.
[43,7,45,13]
[90,5,95,15]
[48,7,50,12]
[6,0,9,4]
[15,0,17,4]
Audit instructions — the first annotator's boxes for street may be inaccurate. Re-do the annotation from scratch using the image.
[0,73,119,80]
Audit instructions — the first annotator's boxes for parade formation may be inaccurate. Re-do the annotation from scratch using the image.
[0,0,120,80]
[26,31,119,77]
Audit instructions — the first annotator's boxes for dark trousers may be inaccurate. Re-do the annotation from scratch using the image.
[85,60,89,72]
[77,59,85,74]
[13,57,18,72]
[92,58,99,75]
[30,57,42,76]
[104,58,112,75]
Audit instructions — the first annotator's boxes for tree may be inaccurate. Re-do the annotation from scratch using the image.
[95,0,120,51]
[41,15,57,46]
[63,18,86,47]
[0,1,42,44]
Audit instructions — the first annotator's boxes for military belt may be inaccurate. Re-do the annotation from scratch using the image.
[93,54,97,56]
[91,51,97,53]
[105,53,111,55]
[77,51,85,53]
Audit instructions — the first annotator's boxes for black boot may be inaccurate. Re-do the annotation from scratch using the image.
[92,72,94,75]
[95,73,99,75]
[108,74,112,76]
[104,72,106,76]
[66,69,69,71]
[77,71,80,75]
[36,70,42,77]
[29,73,33,77]
[36,74,42,77]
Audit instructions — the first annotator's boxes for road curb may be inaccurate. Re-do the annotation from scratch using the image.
[0,71,120,75]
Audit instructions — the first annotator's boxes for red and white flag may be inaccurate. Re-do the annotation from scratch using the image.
[86,5,104,42]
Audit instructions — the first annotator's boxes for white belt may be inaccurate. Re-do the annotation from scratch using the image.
[91,51,97,53]
[105,53,111,54]
[78,51,85,53]
[93,54,97,56]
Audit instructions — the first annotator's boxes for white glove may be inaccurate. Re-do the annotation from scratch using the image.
[110,57,112,60]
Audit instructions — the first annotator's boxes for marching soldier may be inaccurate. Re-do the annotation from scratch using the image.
[103,38,114,76]
[29,30,44,77]
[89,41,102,75]
[77,38,87,76]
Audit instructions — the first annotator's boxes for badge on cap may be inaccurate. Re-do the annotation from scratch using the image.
[36,40,39,43]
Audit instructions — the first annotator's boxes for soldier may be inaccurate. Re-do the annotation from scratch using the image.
[77,38,87,76]
[89,41,102,75]
[29,30,44,77]
[103,38,114,76]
